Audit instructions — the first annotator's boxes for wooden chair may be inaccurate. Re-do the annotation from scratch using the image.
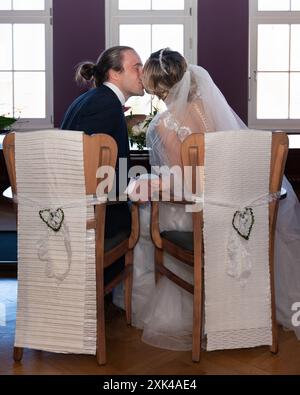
[151,131,288,362]
[3,132,139,365]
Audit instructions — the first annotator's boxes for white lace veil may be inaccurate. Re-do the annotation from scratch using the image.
[146,64,247,167]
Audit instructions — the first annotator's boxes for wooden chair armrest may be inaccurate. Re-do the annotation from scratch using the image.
[150,197,199,249]
[150,201,162,249]
[128,202,140,249]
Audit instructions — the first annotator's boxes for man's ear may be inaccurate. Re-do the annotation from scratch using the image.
[107,68,121,83]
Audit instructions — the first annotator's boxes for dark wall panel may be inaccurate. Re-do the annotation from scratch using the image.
[53,0,248,126]
[198,0,248,122]
[53,0,106,126]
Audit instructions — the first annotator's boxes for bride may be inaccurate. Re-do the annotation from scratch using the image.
[114,48,300,350]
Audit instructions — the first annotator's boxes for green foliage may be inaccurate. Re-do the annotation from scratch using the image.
[128,131,147,150]
[127,108,158,150]
[0,115,17,130]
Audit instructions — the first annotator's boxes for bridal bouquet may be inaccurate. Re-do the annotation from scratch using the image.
[127,108,158,150]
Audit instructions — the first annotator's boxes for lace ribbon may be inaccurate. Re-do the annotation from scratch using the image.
[189,191,281,286]
[14,194,107,284]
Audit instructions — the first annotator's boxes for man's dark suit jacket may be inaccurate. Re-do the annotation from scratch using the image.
[61,84,130,181]
[61,84,131,286]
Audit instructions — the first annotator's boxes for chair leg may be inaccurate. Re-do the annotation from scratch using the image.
[270,333,278,354]
[124,250,133,326]
[96,297,106,366]
[270,288,279,354]
[13,347,23,362]
[155,247,163,284]
[192,278,202,362]
[270,278,278,354]
[192,224,203,362]
[269,239,278,355]
[96,253,106,365]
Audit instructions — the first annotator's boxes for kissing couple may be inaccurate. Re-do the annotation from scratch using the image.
[61,46,300,350]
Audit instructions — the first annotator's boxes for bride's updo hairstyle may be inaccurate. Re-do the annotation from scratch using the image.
[143,48,187,100]
[75,45,134,87]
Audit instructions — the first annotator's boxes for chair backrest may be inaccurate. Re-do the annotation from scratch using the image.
[181,131,288,205]
[2,131,119,362]
[181,130,288,351]
[3,132,118,197]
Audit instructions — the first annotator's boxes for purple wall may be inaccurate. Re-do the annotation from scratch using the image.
[53,0,105,127]
[198,0,249,123]
[53,0,248,126]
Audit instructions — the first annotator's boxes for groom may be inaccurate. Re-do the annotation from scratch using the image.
[61,46,144,284]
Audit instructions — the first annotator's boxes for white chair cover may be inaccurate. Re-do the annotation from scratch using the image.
[14,130,96,355]
[204,130,273,350]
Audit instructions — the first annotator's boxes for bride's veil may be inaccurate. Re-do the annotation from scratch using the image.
[146,64,247,168]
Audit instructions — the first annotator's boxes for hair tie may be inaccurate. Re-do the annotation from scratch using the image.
[92,64,98,75]
[159,49,169,75]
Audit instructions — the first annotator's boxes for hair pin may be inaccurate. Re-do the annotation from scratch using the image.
[159,49,169,75]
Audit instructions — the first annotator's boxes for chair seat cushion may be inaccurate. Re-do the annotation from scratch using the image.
[161,231,194,252]
[104,229,131,252]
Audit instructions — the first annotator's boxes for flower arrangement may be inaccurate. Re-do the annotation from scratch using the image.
[127,108,158,150]
[0,114,17,131]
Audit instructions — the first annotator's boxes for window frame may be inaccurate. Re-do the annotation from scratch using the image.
[105,0,198,65]
[0,0,53,130]
[249,0,300,131]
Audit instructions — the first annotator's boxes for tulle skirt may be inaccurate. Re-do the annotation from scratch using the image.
[274,177,300,339]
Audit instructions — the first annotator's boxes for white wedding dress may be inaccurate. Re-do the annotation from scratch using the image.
[113,201,194,350]
[113,65,300,349]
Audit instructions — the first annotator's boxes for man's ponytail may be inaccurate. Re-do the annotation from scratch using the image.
[74,46,134,88]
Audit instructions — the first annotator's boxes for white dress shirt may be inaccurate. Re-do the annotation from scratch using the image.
[103,82,126,106]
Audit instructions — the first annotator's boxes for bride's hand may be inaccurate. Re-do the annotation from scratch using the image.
[126,175,160,203]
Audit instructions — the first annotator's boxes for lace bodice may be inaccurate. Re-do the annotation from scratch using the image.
[162,112,192,142]
[160,98,214,142]
[146,64,246,168]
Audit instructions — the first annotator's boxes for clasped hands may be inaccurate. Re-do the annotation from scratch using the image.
[125,174,161,204]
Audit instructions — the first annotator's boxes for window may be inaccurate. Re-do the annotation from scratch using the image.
[106,0,197,114]
[249,0,300,130]
[0,0,53,129]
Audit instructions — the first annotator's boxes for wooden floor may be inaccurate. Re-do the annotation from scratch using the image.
[1,196,300,375]
[1,278,300,375]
